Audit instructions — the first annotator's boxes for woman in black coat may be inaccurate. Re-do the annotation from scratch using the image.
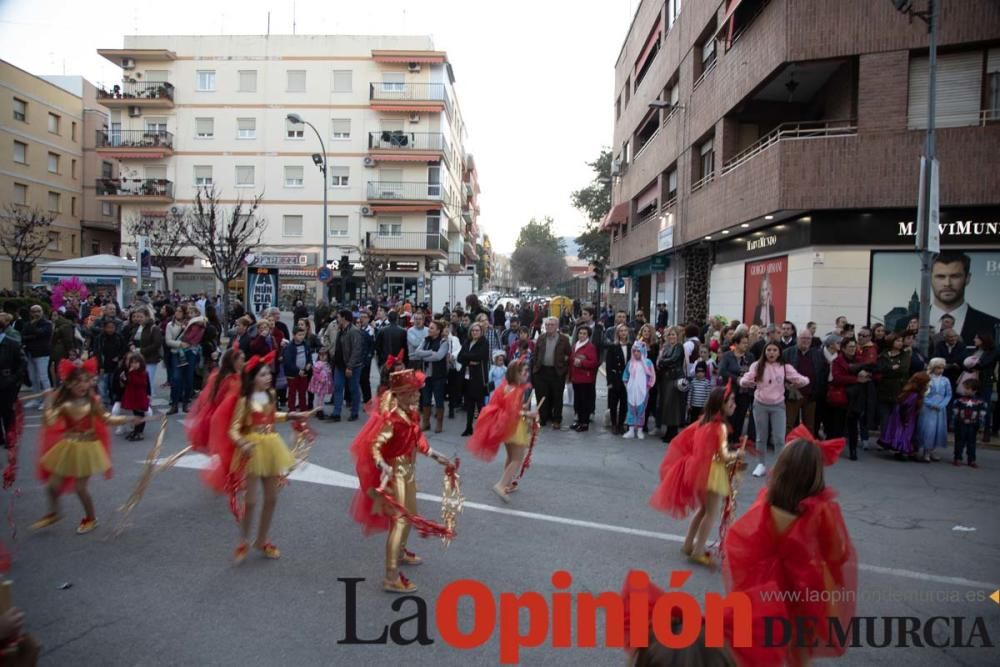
[604,324,631,434]
[458,321,491,436]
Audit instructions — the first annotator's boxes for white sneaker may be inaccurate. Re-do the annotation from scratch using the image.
[623,429,635,439]
[752,463,766,478]
[861,440,870,451]
[637,430,646,440]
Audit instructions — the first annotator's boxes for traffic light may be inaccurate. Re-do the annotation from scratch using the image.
[340,254,352,278]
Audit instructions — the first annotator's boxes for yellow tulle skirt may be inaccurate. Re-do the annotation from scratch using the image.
[40,438,111,479]
[706,460,731,497]
[232,432,295,478]
[508,418,531,447]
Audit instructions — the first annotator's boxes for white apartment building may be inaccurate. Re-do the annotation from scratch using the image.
[95,34,480,305]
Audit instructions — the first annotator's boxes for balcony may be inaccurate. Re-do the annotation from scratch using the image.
[369,82,450,114]
[96,129,174,159]
[366,181,446,205]
[95,178,174,203]
[720,119,857,177]
[96,81,175,108]
[367,131,450,165]
[365,231,449,257]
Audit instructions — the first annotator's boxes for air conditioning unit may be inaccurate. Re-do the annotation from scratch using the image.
[611,159,622,176]
[169,205,184,216]
[121,58,136,70]
[362,156,376,168]
[127,106,142,117]
[407,62,421,73]
[361,206,375,217]
[408,112,421,124]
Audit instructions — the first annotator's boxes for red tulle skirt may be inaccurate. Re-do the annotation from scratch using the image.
[649,421,720,518]
[466,382,526,462]
[185,371,238,454]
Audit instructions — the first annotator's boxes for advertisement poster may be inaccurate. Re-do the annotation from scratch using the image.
[743,255,788,327]
[246,267,279,317]
[869,250,1000,343]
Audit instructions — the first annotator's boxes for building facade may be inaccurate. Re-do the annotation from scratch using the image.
[607,0,1000,332]
[96,35,480,306]
[0,60,118,291]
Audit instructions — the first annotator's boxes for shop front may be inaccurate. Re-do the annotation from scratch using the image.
[617,253,673,321]
[385,259,423,303]
[250,252,320,309]
[172,271,217,298]
[707,208,1000,337]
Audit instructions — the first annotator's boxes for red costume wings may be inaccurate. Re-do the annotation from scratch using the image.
[465,381,527,462]
[649,420,723,518]
[37,396,112,496]
[184,370,239,454]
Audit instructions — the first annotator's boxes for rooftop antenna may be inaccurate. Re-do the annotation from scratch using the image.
[293,0,297,35]
[267,11,271,36]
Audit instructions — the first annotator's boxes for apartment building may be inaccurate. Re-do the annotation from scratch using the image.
[0,60,118,291]
[97,34,480,305]
[607,0,1000,330]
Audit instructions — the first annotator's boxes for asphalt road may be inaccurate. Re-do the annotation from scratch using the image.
[9,375,1000,666]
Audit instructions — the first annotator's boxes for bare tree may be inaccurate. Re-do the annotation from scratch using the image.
[182,187,267,321]
[124,209,189,292]
[0,204,54,293]
[358,243,389,297]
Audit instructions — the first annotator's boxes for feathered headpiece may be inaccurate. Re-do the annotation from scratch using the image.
[58,357,98,381]
[389,369,425,394]
[50,276,88,312]
[244,350,276,374]
[385,348,405,370]
[785,424,845,466]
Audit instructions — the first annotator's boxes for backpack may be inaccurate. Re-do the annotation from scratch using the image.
[687,338,700,365]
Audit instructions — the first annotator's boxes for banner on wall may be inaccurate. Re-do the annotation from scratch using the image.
[868,250,1000,343]
[246,267,279,317]
[743,255,788,327]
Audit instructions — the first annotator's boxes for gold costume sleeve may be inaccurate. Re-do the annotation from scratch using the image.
[228,398,248,445]
[42,402,63,427]
[94,397,130,425]
[718,423,740,462]
[370,420,395,467]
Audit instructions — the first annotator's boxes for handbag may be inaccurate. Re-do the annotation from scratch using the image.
[827,383,848,408]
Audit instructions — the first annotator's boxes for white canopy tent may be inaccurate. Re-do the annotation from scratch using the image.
[40,254,139,307]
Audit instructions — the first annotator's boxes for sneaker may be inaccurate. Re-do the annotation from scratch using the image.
[166,405,179,415]
[76,517,98,534]
[637,430,646,440]
[623,429,635,439]
[752,463,766,478]
[31,513,62,531]
[969,462,979,469]
[255,541,281,559]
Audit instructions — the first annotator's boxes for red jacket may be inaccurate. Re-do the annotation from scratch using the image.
[568,341,599,384]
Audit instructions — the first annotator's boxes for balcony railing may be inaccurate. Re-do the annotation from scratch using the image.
[366,181,445,202]
[96,178,174,199]
[97,81,175,102]
[97,129,174,150]
[720,119,857,176]
[369,82,448,103]
[690,172,715,194]
[368,131,448,153]
[366,231,449,254]
[446,252,465,267]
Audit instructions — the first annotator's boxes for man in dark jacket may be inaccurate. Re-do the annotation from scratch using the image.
[331,310,364,422]
[719,332,756,443]
[782,330,827,435]
[934,328,968,392]
[374,310,407,368]
[21,305,52,406]
[0,314,25,446]
[357,310,375,404]
[532,317,572,429]
[93,319,126,406]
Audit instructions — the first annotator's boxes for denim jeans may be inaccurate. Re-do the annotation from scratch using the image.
[420,375,447,408]
[333,365,362,417]
[752,401,786,464]
[170,349,199,406]
[146,363,158,396]
[26,354,51,402]
[100,372,115,406]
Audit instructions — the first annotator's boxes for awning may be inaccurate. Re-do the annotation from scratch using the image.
[636,183,659,212]
[634,17,662,74]
[371,103,445,113]
[601,201,630,230]
[368,153,442,163]
[374,56,446,64]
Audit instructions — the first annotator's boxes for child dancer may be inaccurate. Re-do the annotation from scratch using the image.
[32,359,140,534]
[308,348,333,419]
[882,372,929,460]
[184,346,244,453]
[687,361,712,423]
[488,351,507,403]
[467,360,538,503]
[650,384,742,567]
[623,341,655,440]
[952,378,986,467]
[120,351,151,441]
[723,426,857,667]
[918,358,951,462]
[206,351,316,563]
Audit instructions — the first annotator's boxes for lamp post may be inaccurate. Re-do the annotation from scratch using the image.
[286,113,329,300]
[890,0,938,357]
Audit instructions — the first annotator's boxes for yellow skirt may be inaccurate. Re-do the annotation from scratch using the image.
[508,418,531,447]
[232,432,295,478]
[706,460,731,497]
[40,438,111,479]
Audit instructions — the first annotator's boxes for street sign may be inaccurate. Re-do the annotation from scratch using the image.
[612,277,625,289]
[317,267,333,283]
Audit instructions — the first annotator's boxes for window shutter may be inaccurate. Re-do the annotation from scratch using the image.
[239,70,257,92]
[287,70,306,91]
[331,119,351,136]
[908,51,982,129]
[195,118,214,136]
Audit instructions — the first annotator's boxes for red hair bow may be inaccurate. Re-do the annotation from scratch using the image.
[385,348,405,370]
[245,350,276,374]
[57,357,98,381]
[785,424,845,466]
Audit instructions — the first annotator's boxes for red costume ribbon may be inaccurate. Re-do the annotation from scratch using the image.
[58,357,98,381]
[785,424,845,466]
[385,348,405,370]
[375,482,455,541]
[244,349,277,374]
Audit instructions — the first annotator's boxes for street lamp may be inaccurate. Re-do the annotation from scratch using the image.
[286,113,330,298]
[889,0,937,357]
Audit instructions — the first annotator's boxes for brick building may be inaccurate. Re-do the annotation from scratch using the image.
[607,0,1000,332]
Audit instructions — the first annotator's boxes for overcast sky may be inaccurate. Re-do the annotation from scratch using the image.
[0,0,638,255]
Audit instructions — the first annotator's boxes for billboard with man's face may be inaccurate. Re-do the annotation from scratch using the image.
[869,250,1000,345]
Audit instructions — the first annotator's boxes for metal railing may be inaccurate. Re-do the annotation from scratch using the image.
[366,181,445,201]
[690,172,715,194]
[369,82,448,103]
[720,119,857,176]
[97,129,174,150]
[366,231,449,253]
[446,252,465,266]
[97,81,175,102]
[96,178,174,198]
[692,58,717,92]
[368,131,448,153]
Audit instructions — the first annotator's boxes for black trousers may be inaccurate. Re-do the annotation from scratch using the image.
[534,367,565,426]
[132,409,146,434]
[573,382,596,424]
[0,386,16,446]
[729,392,756,444]
[448,369,464,411]
[607,382,627,428]
[464,386,484,432]
[360,359,372,404]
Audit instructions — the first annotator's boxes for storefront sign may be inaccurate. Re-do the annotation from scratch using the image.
[896,219,1000,239]
[390,261,420,273]
[651,255,668,271]
[743,256,787,327]
[251,253,318,268]
[246,267,279,316]
[657,225,674,252]
[746,235,777,252]
[715,218,811,264]
[811,208,1000,246]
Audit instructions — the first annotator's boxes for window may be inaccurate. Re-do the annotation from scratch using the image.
[332,70,352,93]
[71,159,77,179]
[426,214,441,235]
[196,70,216,91]
[328,215,349,237]
[101,161,113,179]
[331,118,351,139]
[13,141,27,164]
[382,73,405,93]
[237,117,257,139]
[145,118,167,133]
[238,70,257,92]
[48,152,60,174]
[666,167,678,203]
[48,191,61,213]
[701,39,717,71]
[235,165,255,187]
[664,79,680,111]
[615,95,621,120]
[284,165,304,187]
[91,240,100,255]
[635,112,660,153]
[907,51,985,129]
[48,113,60,134]
[71,196,77,216]
[13,98,26,122]
[286,70,306,92]
[102,201,113,216]
[668,0,682,28]
[634,18,662,89]
[194,165,213,187]
[13,183,27,205]
[71,121,77,141]
[47,232,60,251]
[624,77,631,106]
[195,117,214,138]
[283,215,303,237]
[698,137,715,182]
[285,118,304,139]
[427,165,441,197]
[330,166,349,188]
[378,217,402,237]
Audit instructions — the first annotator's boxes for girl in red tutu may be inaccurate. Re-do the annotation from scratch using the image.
[119,352,151,441]
[722,426,857,667]
[650,383,742,567]
[466,359,538,503]
[184,345,244,453]
[32,359,141,534]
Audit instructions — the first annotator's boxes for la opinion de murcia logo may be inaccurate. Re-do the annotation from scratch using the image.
[897,220,1000,237]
